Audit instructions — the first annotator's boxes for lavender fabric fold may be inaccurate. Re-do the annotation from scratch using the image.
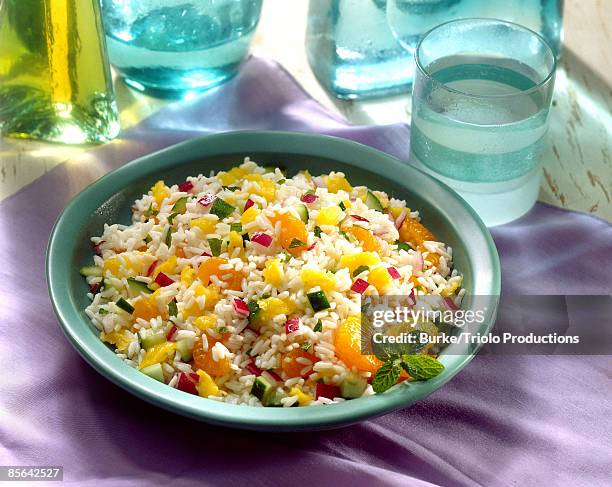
[0,57,610,486]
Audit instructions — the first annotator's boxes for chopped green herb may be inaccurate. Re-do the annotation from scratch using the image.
[246,348,253,356]
[214,326,229,334]
[307,291,330,312]
[288,238,306,249]
[168,212,179,225]
[98,308,109,316]
[260,293,271,299]
[242,233,250,242]
[208,238,222,256]
[338,201,346,211]
[352,265,369,277]
[171,196,189,214]
[164,227,173,247]
[339,230,349,240]
[230,222,243,233]
[144,234,152,244]
[300,342,312,352]
[278,179,286,185]
[283,252,292,262]
[222,186,239,192]
[143,205,158,218]
[168,299,178,317]
[115,297,134,314]
[248,300,260,322]
[396,240,412,252]
[313,320,323,332]
[304,189,316,196]
[210,198,235,220]
[314,226,323,238]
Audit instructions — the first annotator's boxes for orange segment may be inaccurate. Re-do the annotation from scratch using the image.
[399,218,440,266]
[197,257,243,291]
[193,337,231,377]
[132,296,160,321]
[347,226,379,252]
[268,212,308,255]
[334,316,382,373]
[282,348,318,378]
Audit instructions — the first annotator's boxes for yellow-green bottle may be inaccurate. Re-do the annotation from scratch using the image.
[0,0,119,144]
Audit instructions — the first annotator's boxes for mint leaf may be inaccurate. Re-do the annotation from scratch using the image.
[371,358,402,393]
[400,354,444,380]
[313,320,323,332]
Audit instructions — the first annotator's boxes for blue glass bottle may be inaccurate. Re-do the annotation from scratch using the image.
[306,0,413,100]
[306,0,563,100]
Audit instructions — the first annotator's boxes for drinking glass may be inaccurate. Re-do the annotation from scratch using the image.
[101,0,262,97]
[409,18,556,226]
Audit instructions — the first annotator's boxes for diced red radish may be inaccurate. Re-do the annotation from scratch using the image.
[413,250,423,273]
[197,193,215,207]
[244,198,255,211]
[285,317,300,334]
[245,362,263,376]
[89,282,101,295]
[176,372,198,395]
[233,298,250,317]
[92,241,105,256]
[443,296,460,311]
[251,232,273,248]
[351,278,369,294]
[306,241,317,251]
[201,251,212,257]
[408,288,416,306]
[387,267,401,279]
[178,181,194,192]
[394,209,407,229]
[301,193,318,204]
[350,214,369,222]
[166,325,178,341]
[146,259,160,277]
[315,383,341,400]
[263,370,283,383]
[155,272,175,287]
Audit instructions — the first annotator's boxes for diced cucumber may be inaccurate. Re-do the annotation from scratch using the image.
[340,373,368,399]
[230,222,243,233]
[127,277,152,297]
[115,297,134,314]
[209,198,235,220]
[80,266,103,277]
[141,332,166,350]
[171,196,189,213]
[168,299,178,317]
[264,389,287,407]
[104,278,122,291]
[307,290,330,312]
[293,204,309,223]
[251,376,276,404]
[175,339,193,362]
[141,363,164,382]
[396,240,412,252]
[365,191,384,211]
[208,238,222,256]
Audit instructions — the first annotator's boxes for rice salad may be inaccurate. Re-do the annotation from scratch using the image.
[81,159,464,407]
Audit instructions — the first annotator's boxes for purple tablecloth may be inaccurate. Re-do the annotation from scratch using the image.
[1,58,610,486]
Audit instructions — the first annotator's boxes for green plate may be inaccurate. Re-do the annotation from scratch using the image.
[47,131,500,431]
